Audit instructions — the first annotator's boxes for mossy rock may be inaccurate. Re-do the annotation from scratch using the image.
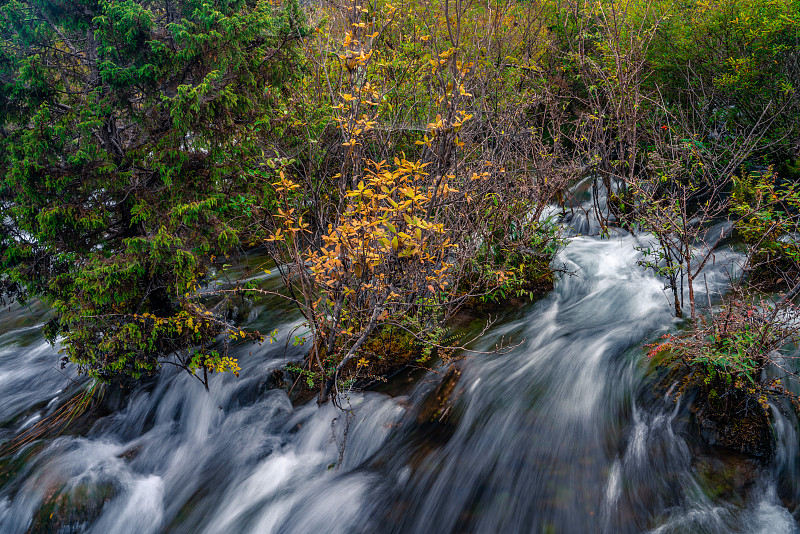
[416,366,461,424]
[693,395,774,459]
[659,366,776,460]
[29,481,118,534]
[0,443,47,487]
[694,450,760,504]
[286,325,427,404]
[359,326,422,375]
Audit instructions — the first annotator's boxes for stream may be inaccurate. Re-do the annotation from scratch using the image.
[1,207,800,533]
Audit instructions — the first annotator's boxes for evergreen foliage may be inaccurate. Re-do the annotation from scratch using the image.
[0,0,304,380]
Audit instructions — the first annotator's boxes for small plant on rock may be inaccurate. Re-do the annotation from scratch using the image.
[648,293,800,456]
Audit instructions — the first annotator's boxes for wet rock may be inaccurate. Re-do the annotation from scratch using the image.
[28,481,118,534]
[693,448,761,504]
[693,405,774,460]
[220,296,257,324]
[264,368,288,391]
[416,366,461,424]
[116,446,142,462]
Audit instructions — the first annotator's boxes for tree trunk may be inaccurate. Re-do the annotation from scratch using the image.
[670,276,682,318]
[688,271,696,323]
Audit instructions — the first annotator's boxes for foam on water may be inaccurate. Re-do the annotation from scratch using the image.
[0,212,797,533]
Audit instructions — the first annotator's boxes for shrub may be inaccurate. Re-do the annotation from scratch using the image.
[649,295,800,455]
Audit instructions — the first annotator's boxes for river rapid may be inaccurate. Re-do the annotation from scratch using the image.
[1,208,800,533]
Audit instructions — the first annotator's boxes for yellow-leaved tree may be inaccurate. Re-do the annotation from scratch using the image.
[265,157,467,400]
[254,0,572,402]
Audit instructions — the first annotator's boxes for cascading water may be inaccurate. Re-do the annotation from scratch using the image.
[1,200,799,533]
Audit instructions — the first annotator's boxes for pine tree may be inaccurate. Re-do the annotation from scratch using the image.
[0,0,304,381]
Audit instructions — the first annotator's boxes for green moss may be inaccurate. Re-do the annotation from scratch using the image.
[30,481,118,534]
[693,377,774,458]
[694,452,759,504]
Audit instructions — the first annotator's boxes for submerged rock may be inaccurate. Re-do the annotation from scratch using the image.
[28,481,118,534]
[694,448,761,504]
[695,410,774,460]
[416,366,461,425]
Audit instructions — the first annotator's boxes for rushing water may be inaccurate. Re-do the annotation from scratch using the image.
[1,213,800,533]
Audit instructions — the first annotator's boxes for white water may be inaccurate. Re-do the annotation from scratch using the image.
[1,216,799,533]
